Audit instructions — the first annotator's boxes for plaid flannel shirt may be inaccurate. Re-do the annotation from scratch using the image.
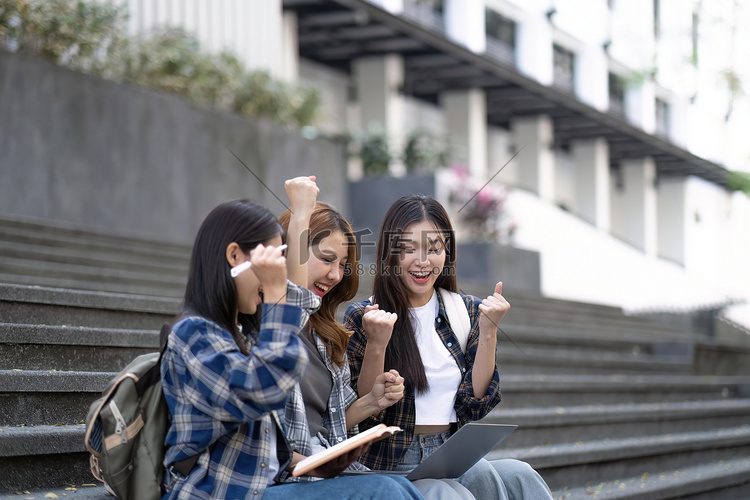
[283,328,367,482]
[161,283,320,499]
[344,290,502,471]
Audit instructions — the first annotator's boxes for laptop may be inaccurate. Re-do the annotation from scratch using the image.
[343,422,517,481]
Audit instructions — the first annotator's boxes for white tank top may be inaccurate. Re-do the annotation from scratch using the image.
[412,291,461,425]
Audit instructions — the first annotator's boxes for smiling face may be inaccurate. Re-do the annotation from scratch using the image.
[307,230,349,298]
[396,220,447,307]
[233,234,283,316]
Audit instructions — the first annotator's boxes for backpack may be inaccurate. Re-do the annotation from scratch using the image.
[84,323,199,500]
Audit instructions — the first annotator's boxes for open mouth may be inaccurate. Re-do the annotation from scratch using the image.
[313,281,331,296]
[409,270,431,284]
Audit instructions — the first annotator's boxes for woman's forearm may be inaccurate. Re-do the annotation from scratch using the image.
[471,325,497,399]
[356,344,386,397]
[285,213,311,288]
[344,393,380,429]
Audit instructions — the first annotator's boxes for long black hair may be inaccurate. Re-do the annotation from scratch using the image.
[372,195,457,393]
[183,199,282,354]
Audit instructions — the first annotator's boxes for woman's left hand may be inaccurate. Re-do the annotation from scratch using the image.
[369,369,405,410]
[295,444,371,478]
[478,281,510,336]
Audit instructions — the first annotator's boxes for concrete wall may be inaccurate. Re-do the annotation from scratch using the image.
[0,52,347,243]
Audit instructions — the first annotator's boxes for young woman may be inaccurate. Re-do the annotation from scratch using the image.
[344,195,553,500]
[160,199,423,500]
[278,178,475,500]
[279,177,405,457]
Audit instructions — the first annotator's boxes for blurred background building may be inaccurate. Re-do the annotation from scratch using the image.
[115,0,750,327]
[2,1,750,496]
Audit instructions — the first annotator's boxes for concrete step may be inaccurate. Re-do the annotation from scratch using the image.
[0,214,190,258]
[0,272,184,298]
[0,283,179,329]
[485,399,750,448]
[497,346,692,375]
[349,287,687,339]
[4,369,749,426]
[0,323,159,371]
[454,282,685,330]
[498,374,750,408]
[489,425,750,490]
[0,239,188,274]
[0,486,109,500]
[0,370,113,426]
[497,324,693,354]
[500,313,685,339]
[0,424,93,493]
[551,456,750,500]
[0,255,186,290]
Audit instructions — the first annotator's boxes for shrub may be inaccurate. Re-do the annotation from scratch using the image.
[0,0,321,128]
[728,170,750,196]
[0,0,127,77]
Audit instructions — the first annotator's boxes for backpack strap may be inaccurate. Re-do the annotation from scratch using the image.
[156,321,204,478]
[134,323,172,398]
[438,289,471,353]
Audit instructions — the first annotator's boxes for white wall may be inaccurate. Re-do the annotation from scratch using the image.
[403,97,446,136]
[608,0,655,71]
[553,149,576,212]
[657,178,686,265]
[487,125,517,185]
[122,0,286,77]
[724,192,750,299]
[298,59,350,135]
[683,177,729,286]
[506,187,731,312]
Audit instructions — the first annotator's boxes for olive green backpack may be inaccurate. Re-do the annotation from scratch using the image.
[84,323,199,500]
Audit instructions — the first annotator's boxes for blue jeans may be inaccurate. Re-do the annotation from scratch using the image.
[262,474,424,500]
[396,431,552,500]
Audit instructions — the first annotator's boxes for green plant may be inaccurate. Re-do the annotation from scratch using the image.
[402,128,450,174]
[0,0,127,76]
[0,0,322,129]
[357,131,392,177]
[233,71,321,128]
[120,27,243,110]
[728,170,750,196]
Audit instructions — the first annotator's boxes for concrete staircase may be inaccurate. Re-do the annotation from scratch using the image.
[1,216,749,499]
[0,215,189,298]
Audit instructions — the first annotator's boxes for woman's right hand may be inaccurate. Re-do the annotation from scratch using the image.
[369,369,405,410]
[361,304,397,349]
[250,244,288,305]
[284,175,319,217]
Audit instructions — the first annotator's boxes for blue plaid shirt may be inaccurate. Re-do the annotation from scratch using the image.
[161,303,308,500]
[344,291,502,470]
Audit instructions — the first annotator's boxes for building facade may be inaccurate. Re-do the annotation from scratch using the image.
[120,0,750,322]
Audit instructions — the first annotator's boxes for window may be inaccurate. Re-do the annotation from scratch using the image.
[608,72,625,116]
[403,0,444,32]
[485,8,516,65]
[553,44,575,92]
[655,97,669,137]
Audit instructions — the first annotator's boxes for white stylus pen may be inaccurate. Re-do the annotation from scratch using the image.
[230,244,287,278]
